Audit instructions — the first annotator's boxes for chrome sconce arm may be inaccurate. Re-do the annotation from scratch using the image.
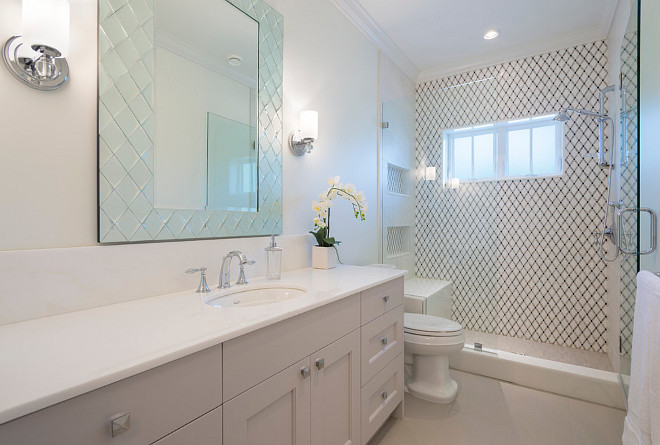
[3,0,71,91]
[3,37,69,90]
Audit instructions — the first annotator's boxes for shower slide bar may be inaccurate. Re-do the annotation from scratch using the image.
[617,207,658,255]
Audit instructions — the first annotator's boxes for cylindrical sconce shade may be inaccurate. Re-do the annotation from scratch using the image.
[22,0,70,56]
[424,166,436,181]
[300,110,318,140]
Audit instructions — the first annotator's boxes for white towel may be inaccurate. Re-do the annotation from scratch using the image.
[623,271,660,445]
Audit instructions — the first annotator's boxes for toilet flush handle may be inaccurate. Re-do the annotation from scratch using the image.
[381,295,390,303]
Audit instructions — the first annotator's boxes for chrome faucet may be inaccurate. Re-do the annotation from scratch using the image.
[219,251,255,289]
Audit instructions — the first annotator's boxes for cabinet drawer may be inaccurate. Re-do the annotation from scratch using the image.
[360,354,404,445]
[224,294,360,401]
[153,406,222,445]
[361,305,403,385]
[360,278,403,325]
[0,344,223,445]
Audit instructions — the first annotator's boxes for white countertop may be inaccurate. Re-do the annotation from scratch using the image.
[0,265,404,424]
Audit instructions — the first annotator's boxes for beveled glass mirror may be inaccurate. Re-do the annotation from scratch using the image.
[98,0,283,243]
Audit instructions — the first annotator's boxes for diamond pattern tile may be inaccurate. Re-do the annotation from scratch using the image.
[415,41,610,352]
[99,0,283,242]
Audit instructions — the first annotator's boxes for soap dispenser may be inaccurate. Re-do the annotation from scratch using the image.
[265,234,282,279]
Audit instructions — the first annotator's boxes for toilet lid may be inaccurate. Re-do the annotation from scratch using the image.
[404,313,463,336]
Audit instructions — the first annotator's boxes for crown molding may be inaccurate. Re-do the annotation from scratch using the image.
[329,0,419,82]
[418,26,606,83]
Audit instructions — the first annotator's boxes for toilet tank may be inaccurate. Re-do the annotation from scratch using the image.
[403,278,453,318]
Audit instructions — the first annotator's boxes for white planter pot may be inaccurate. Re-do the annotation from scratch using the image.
[312,246,337,269]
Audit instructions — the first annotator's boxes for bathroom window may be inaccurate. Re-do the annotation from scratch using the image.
[443,114,563,183]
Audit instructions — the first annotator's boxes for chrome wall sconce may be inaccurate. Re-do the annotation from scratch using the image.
[3,0,70,91]
[289,110,318,156]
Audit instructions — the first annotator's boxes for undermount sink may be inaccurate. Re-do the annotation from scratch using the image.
[205,283,308,308]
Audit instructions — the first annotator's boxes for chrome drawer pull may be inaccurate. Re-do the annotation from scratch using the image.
[315,358,325,370]
[381,295,390,303]
[111,413,131,437]
[380,336,388,345]
[301,366,311,378]
[380,390,388,400]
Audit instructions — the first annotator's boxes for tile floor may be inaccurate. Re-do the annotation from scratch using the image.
[463,330,613,371]
[369,370,625,445]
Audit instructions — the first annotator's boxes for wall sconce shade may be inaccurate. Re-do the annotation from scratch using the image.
[424,166,436,181]
[2,0,70,90]
[290,110,318,156]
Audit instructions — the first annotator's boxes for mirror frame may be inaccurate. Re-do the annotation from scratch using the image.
[97,0,283,243]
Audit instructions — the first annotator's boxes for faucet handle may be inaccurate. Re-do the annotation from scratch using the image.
[185,267,211,293]
[236,259,255,285]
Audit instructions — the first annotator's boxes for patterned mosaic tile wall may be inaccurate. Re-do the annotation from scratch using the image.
[415,41,610,352]
[619,31,639,359]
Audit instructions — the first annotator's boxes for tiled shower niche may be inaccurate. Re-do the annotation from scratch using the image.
[415,41,610,352]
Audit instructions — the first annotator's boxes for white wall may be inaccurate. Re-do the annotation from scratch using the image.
[0,0,380,324]
[274,0,379,266]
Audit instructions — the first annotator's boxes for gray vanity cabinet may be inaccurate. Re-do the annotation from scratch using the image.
[222,295,362,445]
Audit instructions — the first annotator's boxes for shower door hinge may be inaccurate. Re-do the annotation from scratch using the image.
[381,121,389,129]
[619,335,622,354]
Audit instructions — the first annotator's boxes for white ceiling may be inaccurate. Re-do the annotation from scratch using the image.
[342,0,618,81]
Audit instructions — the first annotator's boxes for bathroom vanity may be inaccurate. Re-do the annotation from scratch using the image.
[0,266,404,445]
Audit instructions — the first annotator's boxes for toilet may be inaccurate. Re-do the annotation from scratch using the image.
[403,278,465,404]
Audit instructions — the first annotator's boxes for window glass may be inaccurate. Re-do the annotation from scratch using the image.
[508,129,530,176]
[473,133,494,178]
[453,136,472,179]
[532,125,556,175]
[444,115,562,183]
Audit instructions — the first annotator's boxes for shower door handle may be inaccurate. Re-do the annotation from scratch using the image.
[640,208,657,255]
[617,207,657,255]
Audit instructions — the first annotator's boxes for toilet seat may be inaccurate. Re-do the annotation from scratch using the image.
[404,313,463,337]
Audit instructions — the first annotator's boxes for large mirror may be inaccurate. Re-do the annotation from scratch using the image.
[98,0,283,243]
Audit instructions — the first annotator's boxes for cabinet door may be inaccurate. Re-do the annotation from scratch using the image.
[223,358,311,445]
[311,330,360,445]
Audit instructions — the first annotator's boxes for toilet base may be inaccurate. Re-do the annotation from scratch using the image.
[405,353,458,404]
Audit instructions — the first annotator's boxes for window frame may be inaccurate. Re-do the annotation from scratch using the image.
[443,115,564,184]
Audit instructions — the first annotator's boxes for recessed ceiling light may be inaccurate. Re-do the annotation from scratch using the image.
[227,55,243,66]
[483,30,499,40]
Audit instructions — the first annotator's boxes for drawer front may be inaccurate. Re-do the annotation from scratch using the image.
[153,406,222,445]
[361,305,403,385]
[224,294,360,401]
[360,354,404,445]
[0,345,223,445]
[360,278,403,325]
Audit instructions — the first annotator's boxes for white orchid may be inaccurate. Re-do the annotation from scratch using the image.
[327,176,341,187]
[311,176,368,247]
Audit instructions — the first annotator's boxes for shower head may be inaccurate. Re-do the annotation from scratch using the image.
[554,108,607,122]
